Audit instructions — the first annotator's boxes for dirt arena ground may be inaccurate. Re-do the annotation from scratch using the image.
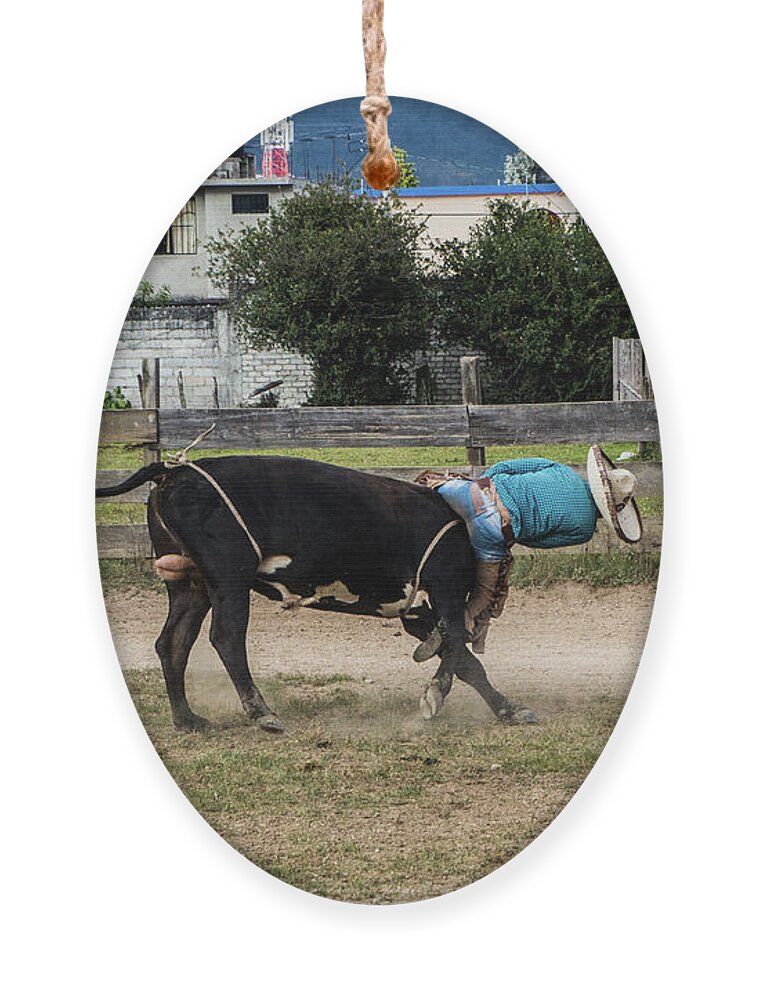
[106,583,655,720]
[105,583,656,902]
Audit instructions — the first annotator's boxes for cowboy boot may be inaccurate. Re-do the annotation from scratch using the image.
[414,559,505,661]
[466,559,506,653]
[413,626,443,662]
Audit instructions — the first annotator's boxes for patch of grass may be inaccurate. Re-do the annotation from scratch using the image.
[479,442,643,466]
[509,551,660,588]
[97,444,148,470]
[638,496,663,517]
[98,558,162,592]
[97,550,659,594]
[274,672,357,687]
[124,668,623,903]
[264,683,363,721]
[97,442,646,472]
[95,501,146,525]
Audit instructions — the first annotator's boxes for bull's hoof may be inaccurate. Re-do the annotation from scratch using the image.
[513,707,538,724]
[174,712,211,732]
[256,713,285,734]
[497,705,538,725]
[420,680,445,720]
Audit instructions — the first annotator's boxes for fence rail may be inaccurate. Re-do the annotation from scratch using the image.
[100,400,659,452]
[99,408,157,445]
[469,401,659,446]
[96,519,663,561]
[97,399,662,559]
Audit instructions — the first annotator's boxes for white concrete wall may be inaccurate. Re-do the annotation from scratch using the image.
[140,182,293,301]
[107,305,314,409]
[241,347,313,407]
[108,306,242,408]
[140,183,576,298]
[106,307,474,409]
[399,190,579,252]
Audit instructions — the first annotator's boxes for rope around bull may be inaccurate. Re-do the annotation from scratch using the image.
[162,424,460,616]
[163,423,263,562]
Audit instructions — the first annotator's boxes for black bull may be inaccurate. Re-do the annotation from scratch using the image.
[97,456,536,732]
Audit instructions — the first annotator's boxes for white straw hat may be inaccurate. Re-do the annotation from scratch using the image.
[586,444,643,543]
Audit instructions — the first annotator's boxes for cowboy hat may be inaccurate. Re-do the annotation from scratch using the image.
[587,444,643,543]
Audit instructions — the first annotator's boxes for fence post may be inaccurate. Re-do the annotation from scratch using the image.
[612,338,656,458]
[177,370,187,409]
[461,355,486,470]
[415,363,433,404]
[139,357,161,465]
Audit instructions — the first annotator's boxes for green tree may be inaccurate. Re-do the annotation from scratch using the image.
[392,147,420,188]
[103,386,132,410]
[565,218,637,397]
[434,200,636,403]
[206,183,430,404]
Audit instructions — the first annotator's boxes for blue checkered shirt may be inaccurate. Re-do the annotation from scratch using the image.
[484,458,598,548]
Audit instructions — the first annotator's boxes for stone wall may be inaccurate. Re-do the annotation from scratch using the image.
[109,305,241,408]
[108,303,470,409]
[414,347,472,404]
[109,304,313,409]
[240,347,313,408]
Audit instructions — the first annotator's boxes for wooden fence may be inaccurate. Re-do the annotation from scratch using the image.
[99,399,659,451]
[97,394,662,559]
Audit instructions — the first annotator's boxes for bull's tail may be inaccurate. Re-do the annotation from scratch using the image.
[95,462,167,497]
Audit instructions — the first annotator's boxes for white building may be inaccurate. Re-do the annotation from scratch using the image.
[141,151,297,301]
[114,178,580,408]
[369,183,578,254]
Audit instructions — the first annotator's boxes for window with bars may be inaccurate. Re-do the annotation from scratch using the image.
[232,193,269,214]
[155,198,198,255]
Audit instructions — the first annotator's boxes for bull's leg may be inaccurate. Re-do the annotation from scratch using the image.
[401,609,455,717]
[420,660,454,720]
[420,609,536,725]
[448,643,536,723]
[400,604,435,643]
[418,610,465,720]
[155,579,211,731]
[207,586,284,733]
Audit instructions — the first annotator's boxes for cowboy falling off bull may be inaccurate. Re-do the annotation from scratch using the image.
[413,445,643,662]
[96,442,642,731]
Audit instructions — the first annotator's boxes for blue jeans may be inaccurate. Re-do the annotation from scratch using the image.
[437,479,507,562]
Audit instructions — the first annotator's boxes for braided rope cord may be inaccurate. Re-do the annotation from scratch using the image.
[360,0,399,190]
[163,423,264,562]
[401,519,462,617]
